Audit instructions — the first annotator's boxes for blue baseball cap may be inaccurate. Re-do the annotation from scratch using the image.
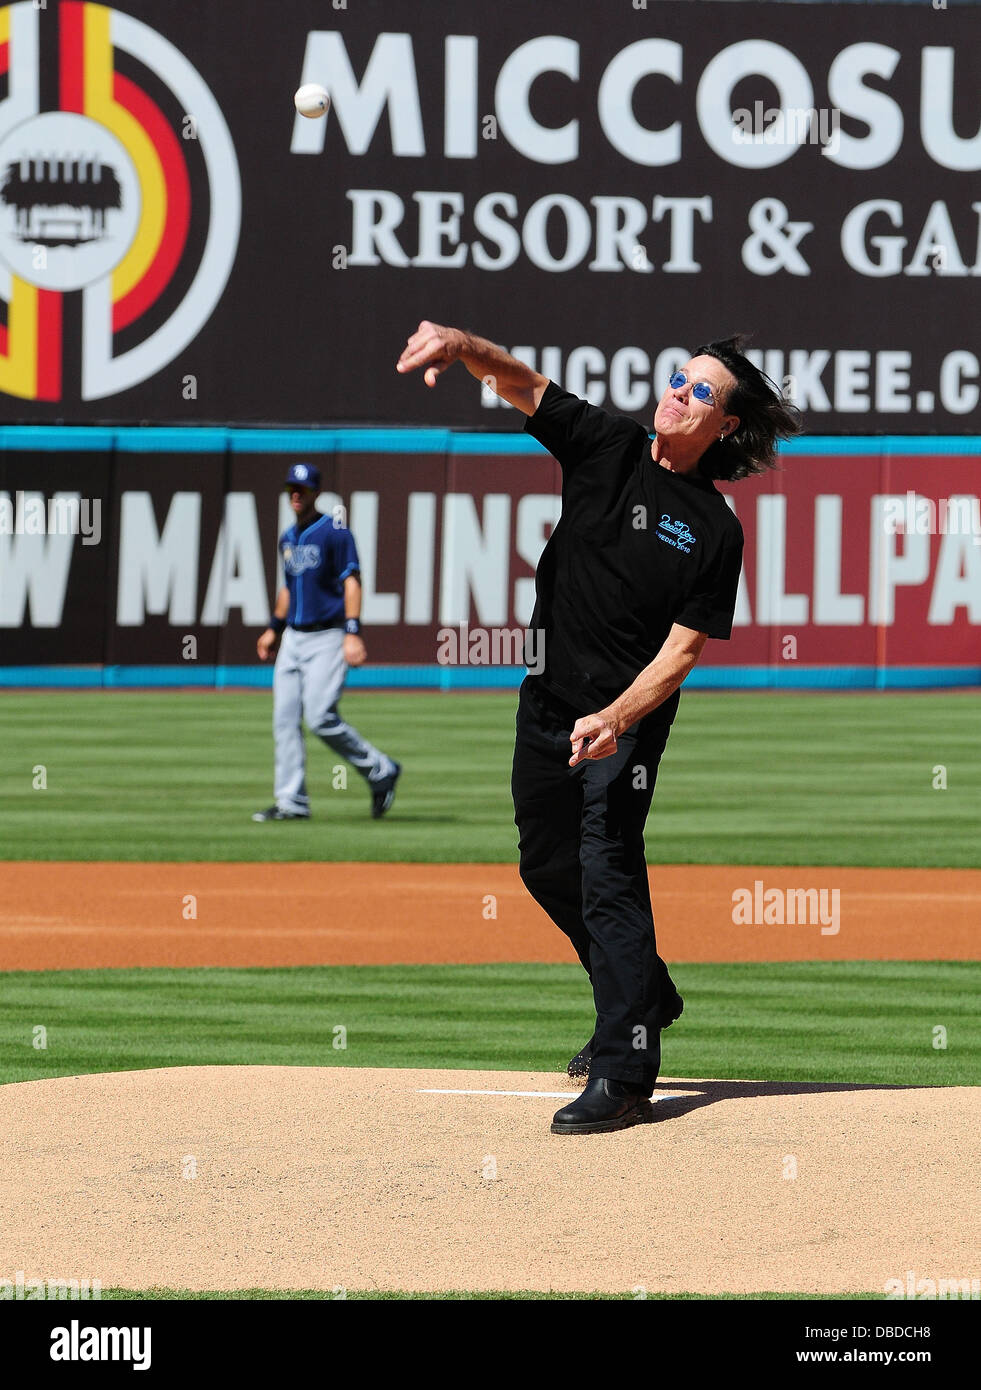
[284,462,321,491]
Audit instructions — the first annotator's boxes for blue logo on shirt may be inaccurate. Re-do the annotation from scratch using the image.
[282,543,321,575]
[656,515,696,553]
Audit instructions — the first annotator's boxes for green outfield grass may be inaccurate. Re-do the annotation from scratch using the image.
[0,690,978,865]
[1,962,976,1088]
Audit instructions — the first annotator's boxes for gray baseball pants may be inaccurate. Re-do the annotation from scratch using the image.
[272,626,395,814]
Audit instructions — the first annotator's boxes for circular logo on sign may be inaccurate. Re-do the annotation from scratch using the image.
[0,112,142,290]
[0,1,241,402]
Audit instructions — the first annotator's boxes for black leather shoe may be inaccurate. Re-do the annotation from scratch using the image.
[565,990,684,1080]
[551,1077,654,1135]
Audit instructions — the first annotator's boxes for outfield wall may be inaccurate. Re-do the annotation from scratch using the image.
[2,1,979,689]
[1,428,979,690]
[1,0,977,437]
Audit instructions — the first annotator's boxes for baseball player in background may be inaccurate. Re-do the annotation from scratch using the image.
[253,463,401,822]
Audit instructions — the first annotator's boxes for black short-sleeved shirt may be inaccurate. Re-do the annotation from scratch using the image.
[523,382,744,723]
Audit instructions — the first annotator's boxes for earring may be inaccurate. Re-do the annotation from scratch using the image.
[719,431,726,441]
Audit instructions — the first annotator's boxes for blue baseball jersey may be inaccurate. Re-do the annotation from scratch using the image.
[280,514,360,626]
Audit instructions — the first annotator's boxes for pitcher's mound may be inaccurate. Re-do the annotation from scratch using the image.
[1,1066,976,1296]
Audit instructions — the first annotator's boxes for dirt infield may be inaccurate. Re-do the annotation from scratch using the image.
[1,1064,976,1295]
[0,862,977,970]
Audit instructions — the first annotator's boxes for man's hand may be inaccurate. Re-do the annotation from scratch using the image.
[396,320,466,388]
[569,710,621,766]
[257,628,279,662]
[344,633,367,667]
[396,320,549,414]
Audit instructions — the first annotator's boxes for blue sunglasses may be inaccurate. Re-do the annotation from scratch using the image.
[669,370,718,407]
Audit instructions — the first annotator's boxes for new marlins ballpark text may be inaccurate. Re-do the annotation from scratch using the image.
[3,489,978,632]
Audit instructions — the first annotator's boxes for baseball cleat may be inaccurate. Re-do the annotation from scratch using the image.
[551,1078,654,1135]
[251,806,310,821]
[566,990,684,1081]
[370,762,402,819]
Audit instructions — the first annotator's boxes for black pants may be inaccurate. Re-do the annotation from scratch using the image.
[510,677,676,1093]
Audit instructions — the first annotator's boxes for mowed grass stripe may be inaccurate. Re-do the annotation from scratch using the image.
[0,962,976,1087]
[0,691,978,864]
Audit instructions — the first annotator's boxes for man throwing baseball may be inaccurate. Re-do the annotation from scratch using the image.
[397,322,801,1135]
[253,463,401,822]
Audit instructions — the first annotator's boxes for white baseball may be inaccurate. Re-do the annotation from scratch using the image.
[294,83,330,119]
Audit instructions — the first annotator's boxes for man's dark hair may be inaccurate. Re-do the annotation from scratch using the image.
[693,333,804,482]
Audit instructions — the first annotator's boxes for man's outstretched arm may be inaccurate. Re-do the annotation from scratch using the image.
[396,320,549,416]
